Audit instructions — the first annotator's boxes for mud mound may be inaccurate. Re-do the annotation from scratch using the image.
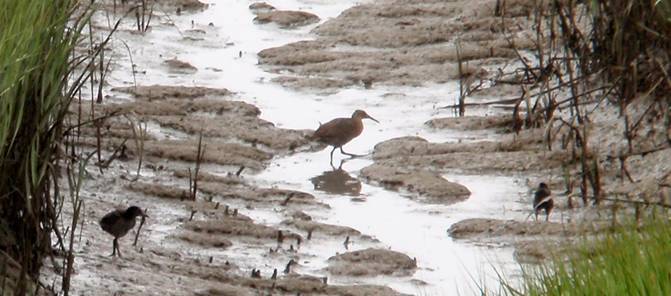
[172,170,245,186]
[185,201,251,221]
[282,219,361,237]
[258,41,341,66]
[370,136,519,159]
[448,218,609,238]
[127,182,189,200]
[203,275,406,296]
[325,285,409,296]
[109,98,257,117]
[360,163,470,204]
[326,248,417,276]
[312,0,535,48]
[254,10,320,28]
[257,0,537,89]
[163,58,198,73]
[425,115,513,131]
[189,262,407,295]
[176,231,233,248]
[448,218,608,263]
[154,115,311,150]
[369,136,568,173]
[198,183,328,207]
[143,139,271,169]
[272,76,354,89]
[108,85,313,151]
[185,218,301,242]
[291,211,312,221]
[160,0,207,11]
[195,285,250,296]
[113,85,231,100]
[448,218,569,238]
[78,120,156,141]
[387,149,567,172]
[249,2,275,14]
[72,135,269,170]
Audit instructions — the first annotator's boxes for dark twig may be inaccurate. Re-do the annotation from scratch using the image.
[133,209,147,247]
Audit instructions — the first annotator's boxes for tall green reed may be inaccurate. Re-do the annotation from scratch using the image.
[484,0,671,294]
[0,1,99,294]
[497,217,671,296]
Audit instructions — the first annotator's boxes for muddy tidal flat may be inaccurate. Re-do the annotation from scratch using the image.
[38,0,671,295]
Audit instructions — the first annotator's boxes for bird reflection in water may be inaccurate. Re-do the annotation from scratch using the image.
[309,160,361,196]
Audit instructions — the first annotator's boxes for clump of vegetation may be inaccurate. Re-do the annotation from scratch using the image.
[492,0,671,205]
[0,1,111,294]
[487,0,671,293]
[498,216,671,295]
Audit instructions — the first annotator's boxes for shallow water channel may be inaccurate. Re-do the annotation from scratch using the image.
[101,0,532,294]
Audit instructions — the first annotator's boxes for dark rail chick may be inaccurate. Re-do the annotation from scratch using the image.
[533,183,553,222]
[100,206,148,257]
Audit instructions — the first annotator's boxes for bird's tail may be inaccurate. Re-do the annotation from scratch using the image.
[307,122,323,140]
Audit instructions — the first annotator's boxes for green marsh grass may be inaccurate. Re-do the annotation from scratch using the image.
[489,0,671,292]
[495,217,671,296]
[0,0,102,294]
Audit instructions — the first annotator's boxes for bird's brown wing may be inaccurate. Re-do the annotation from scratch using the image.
[313,117,356,145]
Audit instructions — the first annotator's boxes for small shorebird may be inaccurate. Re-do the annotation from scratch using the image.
[312,110,379,164]
[533,183,553,221]
[99,206,148,257]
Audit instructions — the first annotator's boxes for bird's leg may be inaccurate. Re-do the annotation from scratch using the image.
[545,209,551,222]
[339,147,362,158]
[117,240,123,258]
[329,147,336,165]
[534,211,539,222]
[111,238,118,257]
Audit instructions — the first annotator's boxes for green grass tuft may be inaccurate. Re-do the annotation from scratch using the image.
[496,218,671,296]
[0,0,95,293]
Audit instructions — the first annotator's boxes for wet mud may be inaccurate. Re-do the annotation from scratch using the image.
[360,163,471,204]
[41,0,671,294]
[425,115,513,131]
[257,0,538,90]
[254,10,320,28]
[447,218,610,263]
[369,134,569,173]
[326,248,417,276]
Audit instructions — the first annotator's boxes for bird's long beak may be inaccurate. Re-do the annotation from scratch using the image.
[367,115,379,123]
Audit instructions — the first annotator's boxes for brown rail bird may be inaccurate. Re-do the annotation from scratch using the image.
[312,110,379,163]
[99,206,148,257]
[533,182,553,221]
